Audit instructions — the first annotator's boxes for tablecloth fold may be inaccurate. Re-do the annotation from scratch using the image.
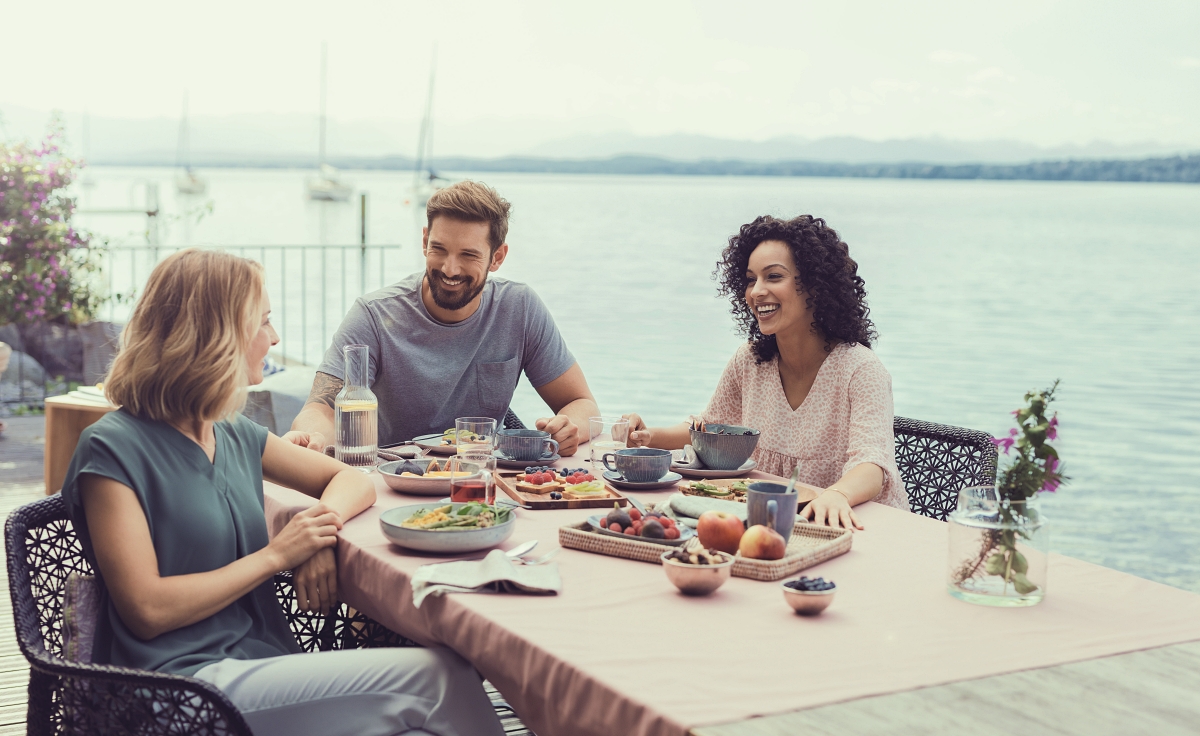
[411,549,562,608]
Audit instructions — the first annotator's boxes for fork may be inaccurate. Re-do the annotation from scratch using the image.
[516,548,560,566]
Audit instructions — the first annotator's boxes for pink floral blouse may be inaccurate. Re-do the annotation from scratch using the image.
[703,342,908,510]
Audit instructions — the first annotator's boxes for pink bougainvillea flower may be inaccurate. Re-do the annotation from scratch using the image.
[991,435,1016,454]
[1047,415,1059,440]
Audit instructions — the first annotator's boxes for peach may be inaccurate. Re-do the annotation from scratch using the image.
[696,511,745,555]
[738,524,786,560]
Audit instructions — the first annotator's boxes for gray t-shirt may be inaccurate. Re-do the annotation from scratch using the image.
[60,409,302,676]
[317,272,576,446]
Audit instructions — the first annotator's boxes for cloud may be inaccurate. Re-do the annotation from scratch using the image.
[1177,57,1200,68]
[929,50,977,64]
[971,67,1016,83]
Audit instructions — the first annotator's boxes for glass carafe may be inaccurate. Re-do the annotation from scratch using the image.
[334,344,378,472]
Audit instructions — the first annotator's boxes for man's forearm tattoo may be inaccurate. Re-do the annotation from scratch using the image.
[308,371,344,409]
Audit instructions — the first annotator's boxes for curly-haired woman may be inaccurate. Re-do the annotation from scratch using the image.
[60,249,503,735]
[623,215,906,530]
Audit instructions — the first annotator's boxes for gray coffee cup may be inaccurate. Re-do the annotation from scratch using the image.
[496,429,559,462]
[603,448,672,483]
[747,482,798,544]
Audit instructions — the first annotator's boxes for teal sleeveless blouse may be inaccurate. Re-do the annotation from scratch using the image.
[60,409,301,676]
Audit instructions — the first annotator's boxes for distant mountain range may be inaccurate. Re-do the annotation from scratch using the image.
[3,104,1196,167]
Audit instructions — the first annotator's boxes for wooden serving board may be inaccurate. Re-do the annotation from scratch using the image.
[495,471,629,510]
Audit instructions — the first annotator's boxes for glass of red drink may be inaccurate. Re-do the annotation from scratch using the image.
[449,453,496,504]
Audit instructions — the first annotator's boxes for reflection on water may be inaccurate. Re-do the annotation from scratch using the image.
[78,168,1200,593]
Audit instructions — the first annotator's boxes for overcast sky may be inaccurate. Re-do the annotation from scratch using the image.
[4,0,1198,147]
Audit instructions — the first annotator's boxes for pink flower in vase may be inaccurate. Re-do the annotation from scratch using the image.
[1047,415,1059,440]
[991,427,1019,454]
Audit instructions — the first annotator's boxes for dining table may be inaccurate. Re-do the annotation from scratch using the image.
[262,448,1200,736]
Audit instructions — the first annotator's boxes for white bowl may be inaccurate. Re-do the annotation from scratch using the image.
[380,503,515,553]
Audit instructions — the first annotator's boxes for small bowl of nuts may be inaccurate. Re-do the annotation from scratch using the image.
[781,576,836,615]
[660,538,735,596]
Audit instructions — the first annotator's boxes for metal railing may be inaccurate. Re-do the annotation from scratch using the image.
[2,242,417,408]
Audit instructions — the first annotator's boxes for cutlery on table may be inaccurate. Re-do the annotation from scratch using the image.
[505,540,539,559]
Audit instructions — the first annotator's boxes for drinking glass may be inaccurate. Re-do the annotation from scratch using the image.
[455,417,498,455]
[334,344,378,473]
[588,416,630,470]
[449,453,497,505]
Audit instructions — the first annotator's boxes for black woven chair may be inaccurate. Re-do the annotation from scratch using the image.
[5,494,429,735]
[894,416,997,522]
[502,408,526,430]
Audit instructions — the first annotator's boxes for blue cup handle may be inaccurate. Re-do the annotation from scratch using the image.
[603,453,619,473]
[767,499,778,531]
[543,439,560,458]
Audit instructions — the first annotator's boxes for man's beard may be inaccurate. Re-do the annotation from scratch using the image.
[427,268,486,311]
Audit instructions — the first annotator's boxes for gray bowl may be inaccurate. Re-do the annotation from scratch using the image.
[689,424,760,470]
[378,458,452,496]
[380,503,516,553]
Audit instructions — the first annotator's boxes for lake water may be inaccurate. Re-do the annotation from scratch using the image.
[76,167,1200,593]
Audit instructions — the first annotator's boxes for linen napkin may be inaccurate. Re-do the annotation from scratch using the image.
[663,492,748,528]
[410,549,562,608]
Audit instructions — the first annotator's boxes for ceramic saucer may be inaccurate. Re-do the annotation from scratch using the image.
[493,452,562,470]
[672,453,756,479]
[602,470,683,491]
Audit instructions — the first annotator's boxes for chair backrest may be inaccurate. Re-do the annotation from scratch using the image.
[6,494,254,736]
[503,408,526,430]
[5,493,93,661]
[894,416,997,521]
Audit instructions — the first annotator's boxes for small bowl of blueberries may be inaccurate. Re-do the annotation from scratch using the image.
[781,576,836,615]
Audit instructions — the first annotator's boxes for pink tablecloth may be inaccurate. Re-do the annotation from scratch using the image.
[264,471,1200,736]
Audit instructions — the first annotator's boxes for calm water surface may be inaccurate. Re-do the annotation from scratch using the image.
[79,168,1200,593]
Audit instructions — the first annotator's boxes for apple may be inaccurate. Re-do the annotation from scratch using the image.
[738,524,786,560]
[696,510,744,554]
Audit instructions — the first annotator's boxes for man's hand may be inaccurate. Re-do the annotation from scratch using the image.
[293,547,337,613]
[536,414,581,457]
[280,430,327,452]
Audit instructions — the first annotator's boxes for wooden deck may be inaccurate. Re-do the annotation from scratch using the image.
[0,415,532,735]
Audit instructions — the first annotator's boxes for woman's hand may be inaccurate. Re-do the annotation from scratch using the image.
[801,489,865,531]
[293,547,337,614]
[267,503,342,571]
[279,430,327,452]
[621,413,650,447]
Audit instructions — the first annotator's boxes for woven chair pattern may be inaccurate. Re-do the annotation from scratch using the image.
[893,416,998,521]
[5,494,450,735]
[503,408,526,430]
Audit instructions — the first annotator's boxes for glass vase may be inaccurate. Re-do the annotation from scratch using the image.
[947,485,1048,607]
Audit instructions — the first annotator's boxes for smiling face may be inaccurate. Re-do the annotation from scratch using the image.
[245,286,279,386]
[744,240,813,339]
[422,216,508,316]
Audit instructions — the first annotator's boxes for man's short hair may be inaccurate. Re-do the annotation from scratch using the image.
[426,181,512,253]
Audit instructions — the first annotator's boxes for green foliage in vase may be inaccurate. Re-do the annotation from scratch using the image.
[954,381,1067,596]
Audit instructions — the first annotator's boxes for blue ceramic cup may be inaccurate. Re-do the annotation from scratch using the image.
[496,429,559,462]
[602,448,673,483]
[746,481,798,544]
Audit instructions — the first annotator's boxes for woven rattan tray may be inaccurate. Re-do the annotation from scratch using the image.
[558,519,852,581]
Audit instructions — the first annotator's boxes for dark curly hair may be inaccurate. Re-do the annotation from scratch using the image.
[714,215,877,364]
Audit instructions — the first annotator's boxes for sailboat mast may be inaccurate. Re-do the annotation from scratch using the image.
[319,43,328,168]
[177,92,191,172]
[413,48,437,190]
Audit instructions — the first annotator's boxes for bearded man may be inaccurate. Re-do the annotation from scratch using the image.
[285,180,598,455]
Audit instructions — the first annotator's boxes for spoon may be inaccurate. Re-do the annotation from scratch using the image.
[676,445,694,468]
[505,540,538,559]
[785,465,800,497]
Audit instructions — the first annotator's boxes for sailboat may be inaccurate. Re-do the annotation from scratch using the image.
[307,43,353,202]
[411,49,448,208]
[175,92,207,195]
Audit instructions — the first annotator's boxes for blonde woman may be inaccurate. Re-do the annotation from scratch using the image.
[60,249,503,736]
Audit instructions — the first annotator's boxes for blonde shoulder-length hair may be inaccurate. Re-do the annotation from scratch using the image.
[105,249,265,424]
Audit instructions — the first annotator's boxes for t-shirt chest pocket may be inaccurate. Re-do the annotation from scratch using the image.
[476,358,520,416]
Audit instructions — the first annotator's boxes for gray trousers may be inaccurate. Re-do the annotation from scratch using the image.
[194,647,506,736]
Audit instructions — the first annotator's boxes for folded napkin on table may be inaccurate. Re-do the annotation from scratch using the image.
[411,549,562,608]
[661,492,748,528]
[324,445,423,462]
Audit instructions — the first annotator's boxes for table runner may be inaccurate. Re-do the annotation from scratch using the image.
[264,474,1200,736]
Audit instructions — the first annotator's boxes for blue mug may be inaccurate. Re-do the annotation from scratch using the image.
[496,429,559,462]
[746,482,798,544]
[603,448,672,483]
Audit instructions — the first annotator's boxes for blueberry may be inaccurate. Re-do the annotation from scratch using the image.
[525,467,533,473]
[550,491,562,500]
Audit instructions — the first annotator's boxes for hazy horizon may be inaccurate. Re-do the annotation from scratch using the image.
[3,0,1198,159]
